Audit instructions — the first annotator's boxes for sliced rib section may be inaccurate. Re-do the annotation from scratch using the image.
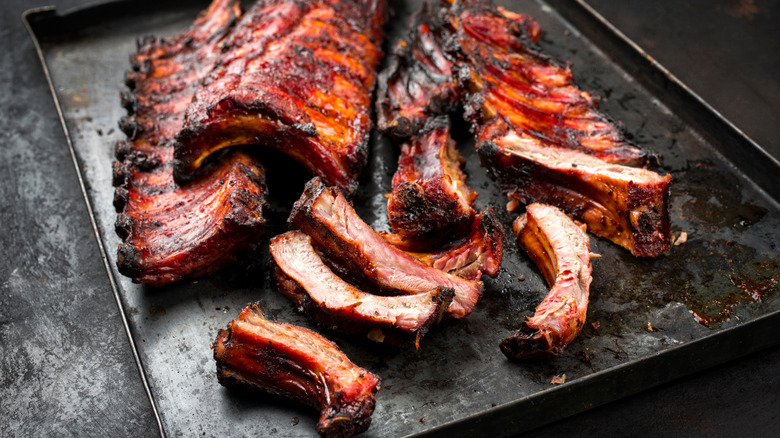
[173,0,387,193]
[478,134,672,257]
[500,203,593,360]
[381,208,504,281]
[214,304,380,437]
[387,116,477,237]
[270,231,454,348]
[114,0,268,285]
[289,178,483,319]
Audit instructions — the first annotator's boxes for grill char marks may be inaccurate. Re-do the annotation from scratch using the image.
[270,231,454,349]
[114,0,269,285]
[478,135,671,257]
[173,0,387,194]
[289,178,483,319]
[501,203,593,360]
[453,0,648,164]
[214,304,380,438]
[387,116,477,237]
[375,0,461,140]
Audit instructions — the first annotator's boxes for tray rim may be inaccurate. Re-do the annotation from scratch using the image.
[22,1,780,437]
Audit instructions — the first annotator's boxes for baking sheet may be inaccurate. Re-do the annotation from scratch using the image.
[24,0,780,436]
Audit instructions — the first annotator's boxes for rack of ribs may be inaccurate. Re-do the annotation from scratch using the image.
[270,230,454,348]
[501,203,593,360]
[376,0,671,257]
[214,304,381,437]
[113,0,268,285]
[173,0,387,194]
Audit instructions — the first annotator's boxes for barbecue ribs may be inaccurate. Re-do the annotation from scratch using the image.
[114,0,268,285]
[478,134,671,257]
[501,203,593,360]
[214,304,380,437]
[173,0,387,194]
[387,116,477,237]
[381,208,504,281]
[289,178,484,319]
[377,0,672,257]
[270,230,454,348]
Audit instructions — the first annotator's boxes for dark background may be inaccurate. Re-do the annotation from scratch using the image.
[1,0,777,436]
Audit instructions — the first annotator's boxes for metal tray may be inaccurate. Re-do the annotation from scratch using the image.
[24,0,780,436]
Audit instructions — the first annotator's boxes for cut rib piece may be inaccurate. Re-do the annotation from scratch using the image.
[500,203,593,360]
[114,0,269,285]
[214,304,380,438]
[478,133,672,257]
[173,0,387,193]
[289,178,483,319]
[381,208,504,281]
[270,231,454,348]
[387,116,477,237]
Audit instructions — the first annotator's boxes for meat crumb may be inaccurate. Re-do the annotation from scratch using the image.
[591,321,600,330]
[551,374,566,385]
[674,231,688,246]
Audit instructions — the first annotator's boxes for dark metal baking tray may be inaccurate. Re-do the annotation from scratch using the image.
[24,0,780,436]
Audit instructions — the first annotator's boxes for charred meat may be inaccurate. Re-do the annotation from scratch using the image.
[375,0,542,140]
[214,304,380,437]
[381,208,504,281]
[478,134,672,257]
[456,0,648,165]
[173,0,387,194]
[289,178,483,319]
[114,0,268,285]
[375,0,461,139]
[270,231,454,348]
[501,203,593,360]
[387,116,477,237]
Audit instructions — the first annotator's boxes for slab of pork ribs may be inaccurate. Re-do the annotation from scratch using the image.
[173,0,387,194]
[114,0,268,285]
[214,304,380,437]
[270,230,453,348]
[376,0,672,257]
[501,203,593,360]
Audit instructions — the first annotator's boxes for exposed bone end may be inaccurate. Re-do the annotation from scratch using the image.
[499,321,562,360]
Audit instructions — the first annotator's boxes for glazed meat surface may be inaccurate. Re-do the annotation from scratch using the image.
[387,116,477,237]
[375,0,461,139]
[114,0,268,285]
[289,178,483,319]
[375,0,541,140]
[478,134,672,257]
[270,231,454,348]
[214,304,380,438]
[456,0,648,165]
[501,203,593,360]
[173,0,387,194]
[381,208,504,281]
